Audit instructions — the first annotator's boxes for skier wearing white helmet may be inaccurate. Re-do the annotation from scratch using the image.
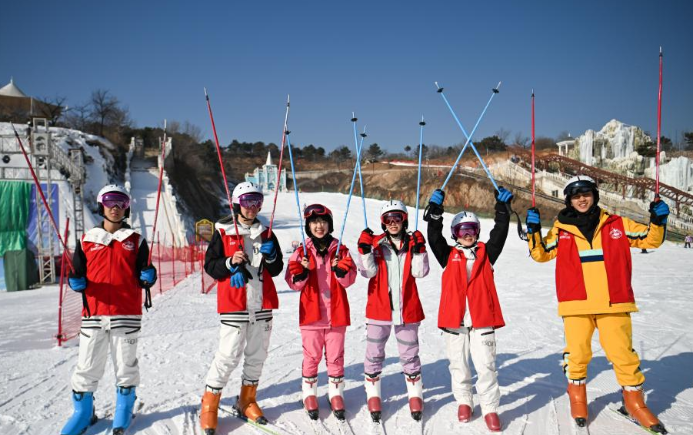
[526,175,669,433]
[357,199,430,422]
[200,181,284,433]
[423,186,514,432]
[61,184,156,435]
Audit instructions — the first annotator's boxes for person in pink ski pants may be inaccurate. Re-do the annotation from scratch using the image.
[285,204,356,420]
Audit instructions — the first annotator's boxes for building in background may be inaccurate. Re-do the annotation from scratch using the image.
[245,151,287,192]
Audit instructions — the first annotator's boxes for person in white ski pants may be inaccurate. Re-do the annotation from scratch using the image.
[71,316,141,392]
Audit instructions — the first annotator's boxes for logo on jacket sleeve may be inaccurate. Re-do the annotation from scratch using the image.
[122,241,135,251]
[609,228,623,239]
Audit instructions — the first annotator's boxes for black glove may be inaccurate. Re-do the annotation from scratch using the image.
[423,203,444,222]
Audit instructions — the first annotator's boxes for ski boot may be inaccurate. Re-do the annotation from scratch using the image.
[620,386,668,434]
[484,412,502,432]
[302,376,319,420]
[404,372,423,421]
[60,391,96,435]
[364,372,382,422]
[328,376,346,421]
[200,386,221,435]
[457,404,473,422]
[567,379,588,427]
[113,386,137,434]
[237,380,267,424]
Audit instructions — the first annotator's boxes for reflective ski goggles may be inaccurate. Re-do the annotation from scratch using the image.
[101,192,130,209]
[381,211,406,225]
[304,204,331,220]
[564,180,595,197]
[452,222,480,239]
[239,192,264,210]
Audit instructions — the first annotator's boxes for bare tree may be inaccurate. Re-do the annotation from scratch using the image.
[64,103,91,132]
[512,132,530,148]
[37,95,67,125]
[183,121,203,142]
[495,128,511,144]
[90,89,119,136]
[556,130,572,142]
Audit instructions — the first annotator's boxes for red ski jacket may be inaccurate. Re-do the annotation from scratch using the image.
[438,243,505,329]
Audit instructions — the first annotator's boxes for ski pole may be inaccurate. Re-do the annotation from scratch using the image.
[267,95,291,237]
[436,81,501,190]
[284,131,307,256]
[148,120,167,265]
[531,90,536,207]
[11,123,73,272]
[204,88,243,248]
[415,116,426,231]
[335,113,367,257]
[351,118,368,228]
[655,47,663,198]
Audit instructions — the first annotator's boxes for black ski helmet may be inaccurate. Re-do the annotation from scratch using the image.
[563,175,599,207]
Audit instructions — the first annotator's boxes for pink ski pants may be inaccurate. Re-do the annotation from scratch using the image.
[301,326,347,378]
[364,323,421,375]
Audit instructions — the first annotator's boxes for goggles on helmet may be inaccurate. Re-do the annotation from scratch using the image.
[304,204,331,220]
[239,192,264,210]
[564,180,595,197]
[452,222,480,239]
[101,192,130,209]
[381,211,406,225]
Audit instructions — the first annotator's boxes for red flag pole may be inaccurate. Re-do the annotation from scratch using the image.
[531,90,536,207]
[267,95,291,237]
[148,121,167,264]
[56,217,70,347]
[655,47,664,197]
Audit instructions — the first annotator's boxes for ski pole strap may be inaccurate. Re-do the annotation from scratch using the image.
[144,287,153,311]
[507,203,528,241]
[81,292,91,318]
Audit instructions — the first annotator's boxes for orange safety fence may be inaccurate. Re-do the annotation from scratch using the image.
[56,239,213,346]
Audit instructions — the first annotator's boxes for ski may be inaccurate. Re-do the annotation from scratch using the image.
[368,420,387,435]
[608,406,668,434]
[307,415,330,435]
[218,404,283,435]
[325,395,354,435]
[109,401,145,435]
[571,417,591,435]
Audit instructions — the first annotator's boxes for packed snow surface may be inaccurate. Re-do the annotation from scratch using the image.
[1,191,692,434]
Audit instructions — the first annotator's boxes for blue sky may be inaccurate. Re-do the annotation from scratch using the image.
[1,0,691,152]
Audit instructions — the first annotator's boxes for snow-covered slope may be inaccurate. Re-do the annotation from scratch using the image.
[1,191,692,434]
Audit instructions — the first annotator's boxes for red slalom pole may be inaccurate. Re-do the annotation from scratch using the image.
[148,122,167,265]
[56,217,70,347]
[267,95,291,237]
[204,87,243,248]
[11,123,73,272]
[655,47,664,196]
[531,90,536,207]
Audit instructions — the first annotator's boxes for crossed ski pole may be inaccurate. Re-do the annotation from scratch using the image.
[284,131,308,257]
[415,116,426,231]
[267,95,291,237]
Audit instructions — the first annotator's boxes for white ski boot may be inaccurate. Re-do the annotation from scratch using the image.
[404,372,424,421]
[364,373,382,422]
[302,376,319,420]
[328,376,346,420]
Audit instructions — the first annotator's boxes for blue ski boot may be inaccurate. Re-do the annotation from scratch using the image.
[113,386,137,434]
[60,391,96,435]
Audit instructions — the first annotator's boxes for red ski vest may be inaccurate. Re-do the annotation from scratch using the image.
[216,228,279,313]
[555,215,634,304]
[438,243,505,329]
[297,245,351,327]
[366,234,425,323]
[82,230,142,316]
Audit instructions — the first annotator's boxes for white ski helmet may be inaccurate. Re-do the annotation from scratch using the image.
[563,175,599,206]
[380,199,408,231]
[450,211,480,239]
[232,181,263,205]
[97,184,131,219]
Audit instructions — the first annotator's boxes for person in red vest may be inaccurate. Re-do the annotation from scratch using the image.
[356,200,429,423]
[284,203,356,421]
[423,186,513,433]
[526,175,669,433]
[199,181,283,433]
[62,184,156,435]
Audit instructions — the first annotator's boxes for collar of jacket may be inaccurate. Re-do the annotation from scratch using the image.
[84,226,137,245]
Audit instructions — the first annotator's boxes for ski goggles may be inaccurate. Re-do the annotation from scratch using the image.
[101,192,130,209]
[452,222,480,239]
[304,204,331,220]
[381,211,406,225]
[564,180,595,197]
[239,192,264,210]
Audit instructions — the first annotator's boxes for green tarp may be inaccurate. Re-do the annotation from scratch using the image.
[0,181,32,256]
[3,249,39,291]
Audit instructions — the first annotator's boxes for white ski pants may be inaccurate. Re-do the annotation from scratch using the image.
[71,316,141,393]
[205,319,273,389]
[444,326,500,415]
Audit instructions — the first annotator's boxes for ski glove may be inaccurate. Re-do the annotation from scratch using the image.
[526,208,541,234]
[430,189,445,206]
[495,187,513,204]
[68,276,87,292]
[139,266,157,287]
[229,267,247,288]
[333,256,354,278]
[411,230,426,254]
[289,260,309,283]
[649,200,669,225]
[358,228,374,254]
[259,240,277,261]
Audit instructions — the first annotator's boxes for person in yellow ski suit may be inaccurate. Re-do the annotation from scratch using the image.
[526,176,669,434]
